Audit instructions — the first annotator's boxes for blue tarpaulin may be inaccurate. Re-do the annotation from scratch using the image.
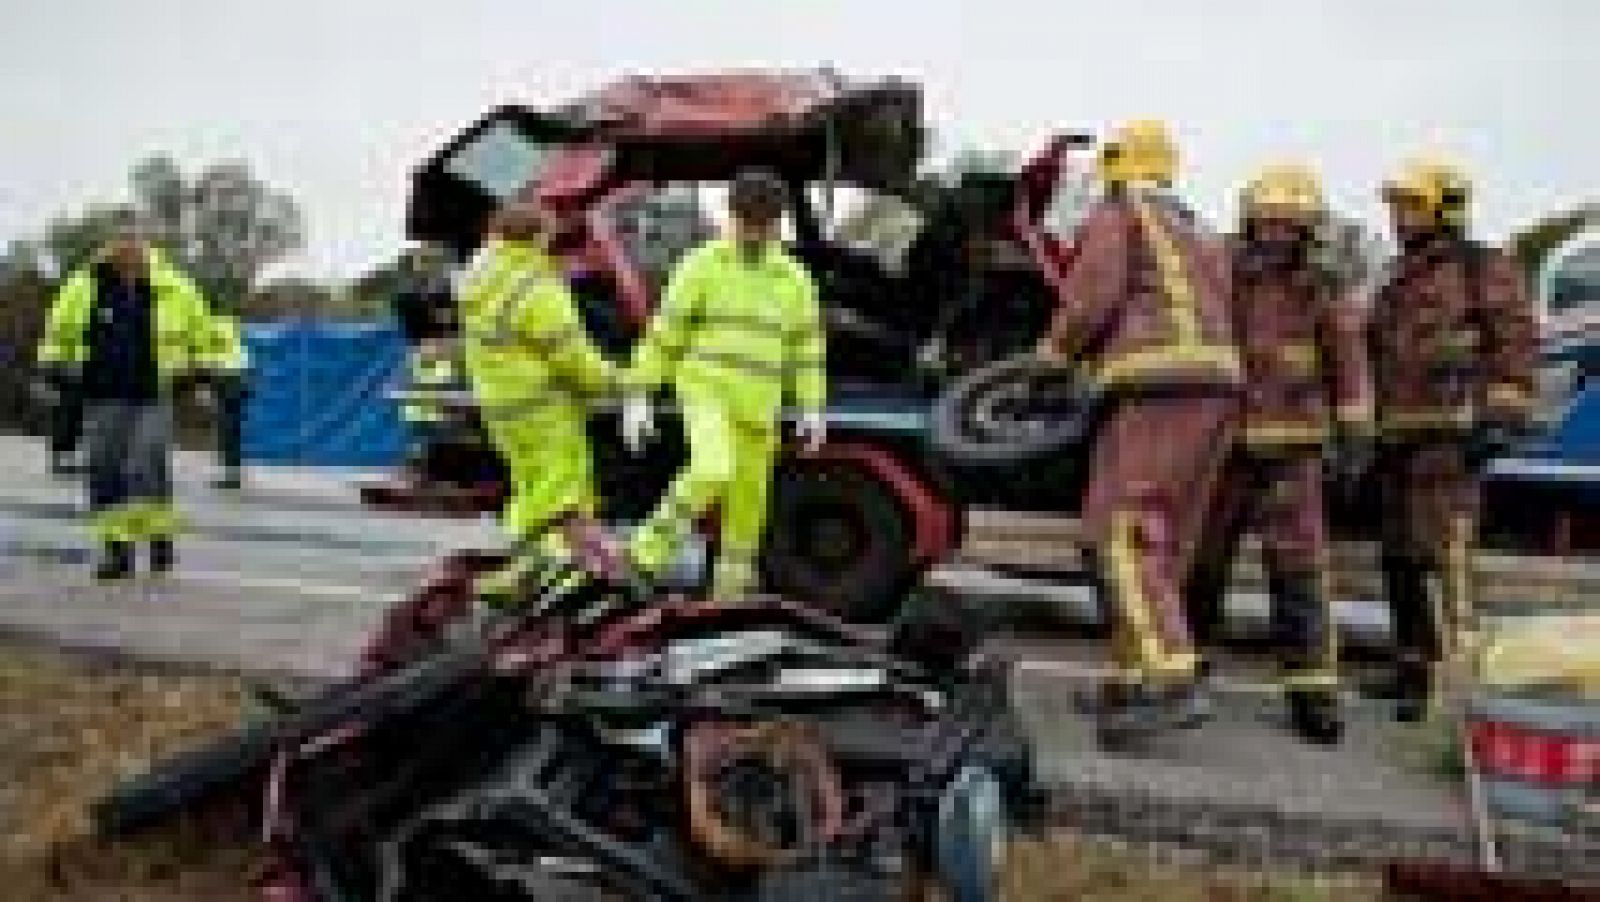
[242,321,410,467]
[1539,384,1600,465]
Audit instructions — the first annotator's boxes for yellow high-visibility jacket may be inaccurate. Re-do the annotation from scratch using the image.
[37,249,229,383]
[629,238,825,426]
[200,311,248,373]
[459,239,613,417]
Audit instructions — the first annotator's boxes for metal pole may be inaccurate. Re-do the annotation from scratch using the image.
[1434,579,1502,873]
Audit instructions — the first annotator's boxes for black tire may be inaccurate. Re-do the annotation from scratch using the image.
[931,354,1101,468]
[93,716,280,837]
[761,464,915,623]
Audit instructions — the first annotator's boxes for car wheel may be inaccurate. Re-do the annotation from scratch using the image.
[762,464,914,623]
[934,765,1010,902]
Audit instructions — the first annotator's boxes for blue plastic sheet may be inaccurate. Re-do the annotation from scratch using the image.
[241,321,410,467]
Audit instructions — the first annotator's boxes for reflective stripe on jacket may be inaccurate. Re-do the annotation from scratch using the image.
[200,311,248,372]
[628,238,825,426]
[1230,246,1373,448]
[1046,192,1241,391]
[459,239,613,413]
[1369,242,1538,437]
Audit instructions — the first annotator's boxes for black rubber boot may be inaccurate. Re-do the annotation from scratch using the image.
[1096,675,1210,749]
[1095,680,1154,750]
[1380,553,1438,721]
[1382,554,1438,661]
[1184,563,1230,649]
[149,539,176,574]
[1392,654,1434,724]
[1164,674,1214,730]
[1286,686,1344,744]
[1269,572,1343,743]
[96,542,135,581]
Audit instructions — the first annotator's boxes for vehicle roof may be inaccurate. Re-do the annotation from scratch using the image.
[408,70,924,248]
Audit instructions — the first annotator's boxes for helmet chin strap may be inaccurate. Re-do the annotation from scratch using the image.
[1401,226,1461,255]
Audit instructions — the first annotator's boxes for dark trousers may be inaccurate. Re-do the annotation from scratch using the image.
[49,378,85,464]
[214,373,247,471]
[1188,451,1337,679]
[82,400,177,541]
[1375,438,1481,660]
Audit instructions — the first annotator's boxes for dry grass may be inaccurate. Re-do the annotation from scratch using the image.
[0,643,259,900]
[1003,835,1385,901]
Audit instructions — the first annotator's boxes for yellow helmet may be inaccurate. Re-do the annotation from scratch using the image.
[1240,163,1325,223]
[1099,119,1178,186]
[1382,157,1471,227]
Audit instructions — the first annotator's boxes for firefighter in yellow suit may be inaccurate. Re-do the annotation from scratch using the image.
[623,170,828,601]
[460,204,617,603]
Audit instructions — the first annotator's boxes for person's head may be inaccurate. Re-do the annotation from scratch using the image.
[103,208,150,277]
[406,242,450,275]
[486,202,553,246]
[1383,157,1471,249]
[1239,163,1325,250]
[726,168,787,253]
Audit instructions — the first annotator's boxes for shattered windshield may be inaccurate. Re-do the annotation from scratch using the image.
[444,121,551,201]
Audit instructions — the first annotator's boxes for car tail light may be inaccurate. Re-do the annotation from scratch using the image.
[1470,719,1600,786]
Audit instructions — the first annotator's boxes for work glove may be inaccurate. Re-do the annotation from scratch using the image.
[190,381,217,413]
[796,409,828,454]
[622,395,655,457]
[1468,416,1536,471]
[29,377,60,408]
[31,364,75,407]
[1032,335,1066,364]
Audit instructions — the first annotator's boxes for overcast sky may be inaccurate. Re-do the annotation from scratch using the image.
[1,0,1594,280]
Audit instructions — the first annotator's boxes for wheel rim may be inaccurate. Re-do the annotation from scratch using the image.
[966,368,1083,442]
[935,766,1008,902]
[796,502,870,571]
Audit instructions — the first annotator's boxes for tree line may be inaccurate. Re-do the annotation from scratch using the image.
[0,154,408,427]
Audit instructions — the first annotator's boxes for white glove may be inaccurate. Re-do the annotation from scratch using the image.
[622,395,655,456]
[797,410,828,453]
[30,379,59,407]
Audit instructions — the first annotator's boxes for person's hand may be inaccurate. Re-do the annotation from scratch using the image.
[191,382,217,412]
[30,377,59,407]
[1469,416,1536,471]
[1033,335,1067,365]
[796,410,828,454]
[622,395,654,456]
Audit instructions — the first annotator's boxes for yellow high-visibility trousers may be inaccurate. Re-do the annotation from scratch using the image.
[476,402,598,604]
[631,397,780,600]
